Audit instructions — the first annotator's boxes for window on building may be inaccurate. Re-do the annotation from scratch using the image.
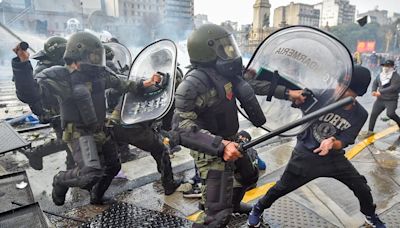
[55,22,59,29]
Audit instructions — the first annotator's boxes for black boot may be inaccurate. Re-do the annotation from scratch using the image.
[20,148,44,170]
[90,194,116,205]
[153,147,181,195]
[28,153,44,170]
[52,173,69,206]
[232,187,252,215]
[22,139,68,170]
[90,176,116,205]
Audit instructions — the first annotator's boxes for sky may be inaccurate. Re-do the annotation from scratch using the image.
[194,0,400,26]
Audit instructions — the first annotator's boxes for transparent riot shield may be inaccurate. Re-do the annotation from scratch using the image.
[104,42,132,75]
[244,26,353,136]
[121,39,177,125]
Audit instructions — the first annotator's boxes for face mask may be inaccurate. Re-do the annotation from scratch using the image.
[79,63,106,75]
[382,66,391,74]
[215,57,243,78]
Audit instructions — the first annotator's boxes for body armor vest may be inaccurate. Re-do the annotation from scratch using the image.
[60,72,107,129]
[188,68,239,138]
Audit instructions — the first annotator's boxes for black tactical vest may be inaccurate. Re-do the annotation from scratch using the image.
[59,71,107,129]
[188,68,239,138]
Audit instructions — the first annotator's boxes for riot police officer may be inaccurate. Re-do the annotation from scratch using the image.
[18,36,75,171]
[172,24,304,227]
[107,49,182,195]
[104,44,119,73]
[12,32,161,205]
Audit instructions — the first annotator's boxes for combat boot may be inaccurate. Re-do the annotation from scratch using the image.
[232,187,252,215]
[20,148,44,170]
[90,178,116,205]
[52,173,69,206]
[28,154,44,170]
[90,194,116,205]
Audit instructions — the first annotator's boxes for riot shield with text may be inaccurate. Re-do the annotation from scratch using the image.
[121,39,177,125]
[104,42,132,75]
[245,26,353,136]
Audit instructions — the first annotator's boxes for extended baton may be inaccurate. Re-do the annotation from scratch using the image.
[0,22,36,53]
[241,96,354,150]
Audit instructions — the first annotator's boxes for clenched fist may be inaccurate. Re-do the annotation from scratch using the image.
[13,42,30,62]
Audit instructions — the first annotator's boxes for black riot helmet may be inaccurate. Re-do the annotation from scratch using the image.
[187,23,243,77]
[63,31,105,67]
[32,36,67,64]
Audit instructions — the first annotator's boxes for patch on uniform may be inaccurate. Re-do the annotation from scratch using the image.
[224,82,233,100]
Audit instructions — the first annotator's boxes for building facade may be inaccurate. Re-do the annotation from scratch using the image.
[0,0,98,35]
[358,9,390,25]
[113,0,193,41]
[194,14,208,28]
[164,0,194,31]
[318,0,355,27]
[273,2,320,28]
[357,9,390,25]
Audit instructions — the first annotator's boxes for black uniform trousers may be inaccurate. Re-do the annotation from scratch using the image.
[61,133,120,191]
[51,118,75,169]
[368,98,400,131]
[258,148,376,216]
[112,124,174,186]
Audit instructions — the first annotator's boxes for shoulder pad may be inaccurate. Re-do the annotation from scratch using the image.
[36,66,69,82]
[33,63,50,76]
[175,70,210,112]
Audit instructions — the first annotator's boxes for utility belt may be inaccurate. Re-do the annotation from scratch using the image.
[62,122,106,142]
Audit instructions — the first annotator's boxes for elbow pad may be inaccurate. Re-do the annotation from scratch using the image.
[174,128,225,157]
[233,78,266,127]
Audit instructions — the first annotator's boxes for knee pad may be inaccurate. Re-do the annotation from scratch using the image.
[205,169,234,213]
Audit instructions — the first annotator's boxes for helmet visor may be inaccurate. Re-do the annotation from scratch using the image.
[85,47,106,66]
[213,34,241,60]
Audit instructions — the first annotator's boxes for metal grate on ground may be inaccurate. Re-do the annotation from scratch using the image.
[0,203,48,228]
[0,171,35,213]
[379,203,400,227]
[228,197,338,228]
[0,121,30,154]
[81,202,193,228]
